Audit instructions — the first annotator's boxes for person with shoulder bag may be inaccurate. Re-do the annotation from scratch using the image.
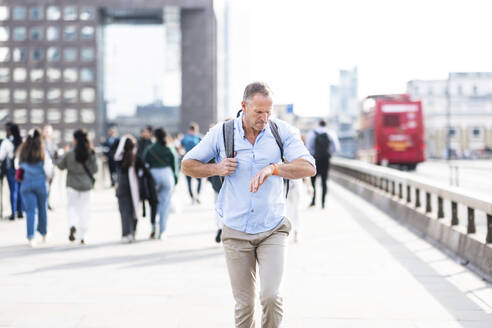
[56,130,98,245]
[17,128,54,247]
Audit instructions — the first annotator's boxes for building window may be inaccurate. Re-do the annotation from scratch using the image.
[64,26,77,41]
[30,7,43,20]
[0,68,8,82]
[47,68,61,82]
[448,127,456,138]
[471,127,482,138]
[46,26,59,41]
[64,6,77,21]
[31,89,44,103]
[64,48,77,62]
[0,27,8,41]
[80,7,95,21]
[0,89,9,103]
[64,68,78,82]
[13,48,27,62]
[81,47,94,61]
[0,109,9,123]
[0,7,9,21]
[0,47,9,61]
[31,109,44,124]
[47,6,61,20]
[13,7,26,20]
[30,69,44,82]
[64,109,78,123]
[13,89,27,103]
[64,89,77,103]
[81,26,95,40]
[13,27,27,41]
[457,85,462,95]
[473,85,478,95]
[47,89,61,103]
[30,27,43,40]
[13,109,27,124]
[47,47,60,61]
[80,68,94,82]
[47,108,61,123]
[81,108,95,123]
[31,48,43,61]
[81,88,95,102]
[64,129,75,143]
[13,68,27,82]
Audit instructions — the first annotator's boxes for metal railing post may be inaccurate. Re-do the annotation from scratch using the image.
[406,185,411,203]
[467,207,476,234]
[437,197,444,219]
[487,214,492,244]
[425,192,431,213]
[415,189,421,208]
[451,201,459,226]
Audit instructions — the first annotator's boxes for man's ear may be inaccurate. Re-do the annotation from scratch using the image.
[241,101,247,112]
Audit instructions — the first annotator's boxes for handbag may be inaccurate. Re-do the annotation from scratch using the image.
[15,168,24,182]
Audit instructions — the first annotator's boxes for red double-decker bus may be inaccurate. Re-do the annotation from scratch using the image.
[357,94,425,170]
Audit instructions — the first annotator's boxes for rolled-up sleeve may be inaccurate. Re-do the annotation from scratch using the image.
[182,123,221,163]
[278,121,316,168]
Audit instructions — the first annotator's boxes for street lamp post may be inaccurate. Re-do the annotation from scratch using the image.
[445,75,451,161]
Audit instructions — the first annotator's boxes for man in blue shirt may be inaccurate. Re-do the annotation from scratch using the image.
[180,122,203,204]
[182,82,316,327]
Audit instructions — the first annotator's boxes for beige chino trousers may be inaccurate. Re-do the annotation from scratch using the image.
[222,218,291,328]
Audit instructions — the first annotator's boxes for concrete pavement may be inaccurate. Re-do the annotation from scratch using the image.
[0,174,491,327]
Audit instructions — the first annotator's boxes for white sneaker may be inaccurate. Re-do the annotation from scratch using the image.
[28,239,36,247]
[41,235,47,243]
[158,232,168,240]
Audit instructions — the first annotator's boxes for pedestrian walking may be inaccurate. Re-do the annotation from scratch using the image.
[56,130,98,245]
[17,128,54,247]
[182,82,316,327]
[114,135,141,243]
[306,119,340,209]
[42,124,57,211]
[144,128,179,240]
[0,122,24,220]
[101,126,120,187]
[180,122,202,204]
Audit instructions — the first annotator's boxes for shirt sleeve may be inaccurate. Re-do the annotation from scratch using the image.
[0,140,13,161]
[182,123,221,163]
[277,120,315,167]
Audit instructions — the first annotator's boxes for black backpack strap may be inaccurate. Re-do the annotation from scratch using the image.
[268,120,289,198]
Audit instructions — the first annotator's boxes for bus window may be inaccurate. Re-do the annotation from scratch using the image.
[383,114,400,127]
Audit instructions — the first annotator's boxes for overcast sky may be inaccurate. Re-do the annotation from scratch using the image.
[105,0,492,119]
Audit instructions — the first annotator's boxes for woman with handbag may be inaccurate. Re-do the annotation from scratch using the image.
[114,135,144,243]
[0,122,24,220]
[17,128,53,247]
[144,128,179,240]
[56,130,98,245]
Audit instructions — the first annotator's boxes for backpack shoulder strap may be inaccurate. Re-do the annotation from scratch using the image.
[268,120,284,161]
[222,119,235,158]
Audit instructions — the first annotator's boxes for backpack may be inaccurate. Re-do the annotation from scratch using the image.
[221,118,290,197]
[314,132,331,160]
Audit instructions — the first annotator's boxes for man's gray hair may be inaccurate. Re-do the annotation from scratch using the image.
[242,82,273,103]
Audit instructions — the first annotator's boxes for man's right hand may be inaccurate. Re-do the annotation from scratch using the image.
[215,157,238,176]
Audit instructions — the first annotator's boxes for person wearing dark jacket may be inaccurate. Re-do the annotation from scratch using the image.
[56,130,98,244]
[144,128,179,240]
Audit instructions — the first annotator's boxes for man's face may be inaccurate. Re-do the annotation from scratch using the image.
[242,94,273,132]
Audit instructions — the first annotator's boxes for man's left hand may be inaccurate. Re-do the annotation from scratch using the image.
[249,164,275,193]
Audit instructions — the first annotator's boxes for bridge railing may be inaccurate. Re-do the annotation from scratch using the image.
[331,158,492,244]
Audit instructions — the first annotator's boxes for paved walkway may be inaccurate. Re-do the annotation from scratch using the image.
[0,174,491,327]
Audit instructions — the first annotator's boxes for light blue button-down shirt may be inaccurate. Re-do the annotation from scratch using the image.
[183,114,315,234]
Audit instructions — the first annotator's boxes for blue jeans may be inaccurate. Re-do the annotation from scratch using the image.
[150,167,174,234]
[6,167,24,215]
[20,179,48,239]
